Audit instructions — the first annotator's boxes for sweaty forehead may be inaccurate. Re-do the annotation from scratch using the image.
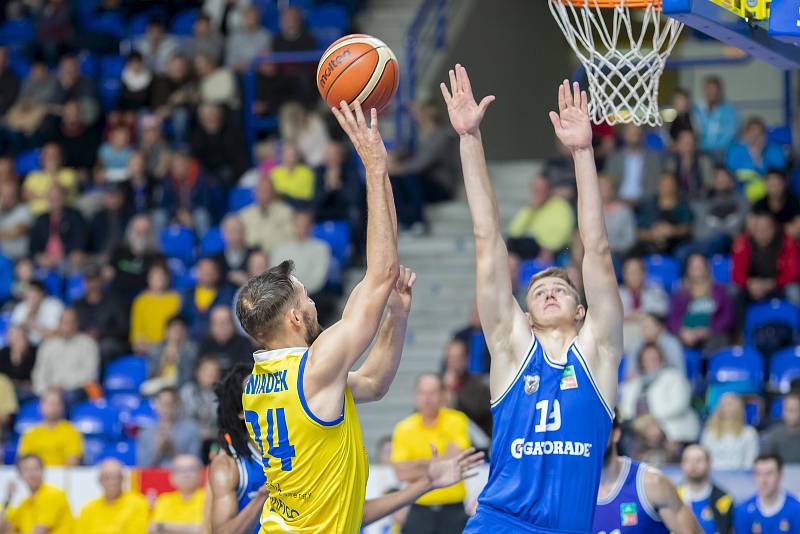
[530,277,570,293]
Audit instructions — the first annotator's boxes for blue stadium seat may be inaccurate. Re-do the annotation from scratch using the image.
[684,347,703,386]
[768,126,792,147]
[744,299,800,345]
[644,255,680,292]
[708,346,765,393]
[644,131,666,152]
[0,19,35,51]
[160,225,196,266]
[200,226,225,256]
[129,399,157,428]
[15,148,41,175]
[109,392,141,414]
[0,313,11,348]
[0,255,13,304]
[103,355,148,395]
[86,11,125,38]
[3,438,17,465]
[70,400,121,440]
[771,397,784,420]
[64,273,85,304]
[312,220,351,265]
[519,259,554,289]
[769,346,800,393]
[8,54,30,79]
[127,12,152,37]
[307,5,348,47]
[77,52,97,77]
[228,187,255,212]
[98,55,126,111]
[14,400,42,436]
[83,436,107,465]
[710,254,731,284]
[257,2,281,32]
[171,9,199,36]
[744,396,763,427]
[100,439,136,466]
[167,257,196,290]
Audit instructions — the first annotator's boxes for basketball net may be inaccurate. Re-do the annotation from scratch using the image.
[548,0,684,126]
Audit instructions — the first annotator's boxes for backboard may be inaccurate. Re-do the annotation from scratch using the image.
[662,0,800,69]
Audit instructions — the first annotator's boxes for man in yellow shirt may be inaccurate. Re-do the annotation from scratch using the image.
[0,454,73,534]
[391,373,472,534]
[22,143,78,216]
[18,387,83,467]
[507,174,575,261]
[150,455,205,533]
[77,458,149,534]
[269,142,316,203]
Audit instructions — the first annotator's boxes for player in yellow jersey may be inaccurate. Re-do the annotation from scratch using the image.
[236,101,404,534]
[207,365,485,534]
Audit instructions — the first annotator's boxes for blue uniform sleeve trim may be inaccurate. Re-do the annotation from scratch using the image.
[297,350,346,426]
[570,342,614,421]
[490,335,537,408]
[597,456,631,505]
[636,463,663,522]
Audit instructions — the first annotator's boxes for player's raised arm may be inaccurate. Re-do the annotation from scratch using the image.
[644,469,704,534]
[348,267,415,403]
[206,454,268,534]
[549,81,623,378]
[303,100,400,410]
[441,65,532,390]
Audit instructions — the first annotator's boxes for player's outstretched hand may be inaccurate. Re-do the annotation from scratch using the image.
[548,79,592,152]
[387,265,416,315]
[331,99,387,175]
[427,446,485,490]
[440,64,495,137]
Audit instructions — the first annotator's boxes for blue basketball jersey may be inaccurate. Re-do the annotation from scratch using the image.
[734,492,800,534]
[464,336,613,534]
[688,497,720,534]
[592,457,669,534]
[232,442,267,534]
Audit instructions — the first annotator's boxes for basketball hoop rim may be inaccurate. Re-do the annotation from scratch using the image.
[555,0,662,10]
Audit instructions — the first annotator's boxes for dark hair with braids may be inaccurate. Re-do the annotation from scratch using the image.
[215,363,254,459]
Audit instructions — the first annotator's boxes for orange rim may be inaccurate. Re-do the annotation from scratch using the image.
[557,0,662,9]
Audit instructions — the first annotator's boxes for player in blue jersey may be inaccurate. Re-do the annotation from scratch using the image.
[677,444,733,534]
[441,65,623,533]
[734,453,800,534]
[593,417,702,534]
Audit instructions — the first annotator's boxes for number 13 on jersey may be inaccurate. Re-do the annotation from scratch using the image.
[244,408,297,471]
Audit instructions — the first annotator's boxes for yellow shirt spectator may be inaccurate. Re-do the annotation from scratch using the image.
[391,407,471,506]
[151,489,205,526]
[129,291,181,345]
[18,421,83,467]
[23,169,78,216]
[507,196,575,252]
[77,491,149,534]
[6,483,73,534]
[270,164,315,202]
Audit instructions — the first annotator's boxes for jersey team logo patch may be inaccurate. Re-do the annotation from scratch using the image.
[751,521,761,534]
[560,365,578,390]
[620,502,638,526]
[523,375,540,394]
[701,506,714,521]
[780,519,790,532]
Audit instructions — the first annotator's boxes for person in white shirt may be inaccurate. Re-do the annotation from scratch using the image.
[618,342,700,442]
[31,308,99,398]
[0,180,32,260]
[701,392,759,470]
[10,281,63,345]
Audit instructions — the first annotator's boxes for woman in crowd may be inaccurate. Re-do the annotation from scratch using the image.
[700,392,759,470]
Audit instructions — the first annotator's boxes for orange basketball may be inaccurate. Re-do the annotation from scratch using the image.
[317,33,399,113]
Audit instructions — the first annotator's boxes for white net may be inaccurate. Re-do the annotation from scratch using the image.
[548,0,684,126]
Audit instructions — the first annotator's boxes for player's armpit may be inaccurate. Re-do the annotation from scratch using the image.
[645,469,704,534]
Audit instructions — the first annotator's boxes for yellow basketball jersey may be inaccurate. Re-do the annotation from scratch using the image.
[242,347,368,534]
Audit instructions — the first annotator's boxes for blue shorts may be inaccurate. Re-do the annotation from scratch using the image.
[463,505,588,534]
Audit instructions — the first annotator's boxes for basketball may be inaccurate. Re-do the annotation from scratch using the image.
[316,33,399,113]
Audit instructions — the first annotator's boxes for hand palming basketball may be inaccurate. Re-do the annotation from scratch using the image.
[440,64,495,137]
[549,80,592,152]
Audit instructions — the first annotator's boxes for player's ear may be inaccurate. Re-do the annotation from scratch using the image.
[289,306,303,327]
[574,304,586,322]
[524,311,534,327]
